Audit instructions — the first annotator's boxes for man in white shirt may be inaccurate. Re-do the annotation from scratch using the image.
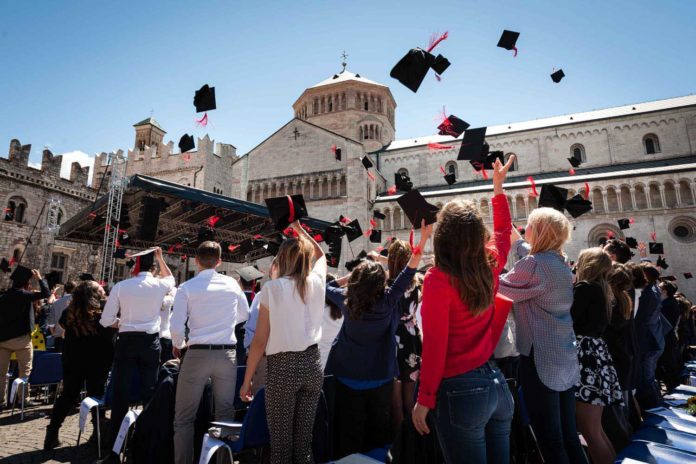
[98,247,174,462]
[159,287,176,363]
[170,241,249,464]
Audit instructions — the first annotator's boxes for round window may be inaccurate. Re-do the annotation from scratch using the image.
[668,216,696,244]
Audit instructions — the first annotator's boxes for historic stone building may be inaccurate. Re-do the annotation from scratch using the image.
[0,140,97,288]
[231,69,696,297]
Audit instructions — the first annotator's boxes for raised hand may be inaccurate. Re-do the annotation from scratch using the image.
[493,154,516,195]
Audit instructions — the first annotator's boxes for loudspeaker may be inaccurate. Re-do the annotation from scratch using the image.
[137,197,162,242]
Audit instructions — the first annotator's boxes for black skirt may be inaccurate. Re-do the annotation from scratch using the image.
[575,335,624,406]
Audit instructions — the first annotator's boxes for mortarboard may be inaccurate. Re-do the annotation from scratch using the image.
[326,235,342,268]
[126,258,136,269]
[551,69,565,83]
[567,156,582,168]
[538,185,569,212]
[437,115,470,138]
[0,258,10,273]
[444,172,456,185]
[45,271,61,289]
[662,275,677,281]
[390,47,450,93]
[237,266,264,283]
[431,54,450,75]
[129,248,157,272]
[684,272,693,279]
[345,251,368,272]
[361,156,374,170]
[369,229,382,243]
[265,195,308,231]
[197,227,215,243]
[343,219,363,242]
[179,134,195,153]
[497,30,520,53]
[625,237,638,249]
[193,84,216,113]
[618,218,630,230]
[564,194,593,218]
[395,172,413,192]
[397,189,439,229]
[648,242,664,255]
[10,265,33,285]
[373,210,386,220]
[79,273,95,281]
[656,256,669,269]
[331,144,342,161]
[323,223,345,242]
[458,127,488,161]
[480,151,504,170]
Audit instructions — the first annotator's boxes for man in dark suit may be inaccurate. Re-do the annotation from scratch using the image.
[0,266,50,410]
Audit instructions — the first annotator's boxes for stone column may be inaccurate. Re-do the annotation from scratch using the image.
[602,191,609,213]
[388,208,394,232]
[674,183,682,206]
[646,187,653,209]
[617,192,623,212]
[629,187,637,210]
[524,197,530,219]
[659,185,666,208]
[511,197,518,219]
[309,179,315,199]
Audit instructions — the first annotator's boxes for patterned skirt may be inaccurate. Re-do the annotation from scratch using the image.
[575,335,624,406]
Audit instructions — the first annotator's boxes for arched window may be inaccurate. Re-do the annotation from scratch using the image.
[664,182,678,207]
[649,183,662,208]
[364,101,369,111]
[592,189,605,213]
[620,186,632,211]
[313,98,318,114]
[383,208,391,231]
[679,180,694,205]
[606,187,619,212]
[4,200,16,221]
[393,207,403,230]
[504,153,518,171]
[644,134,660,154]
[364,125,369,140]
[328,100,333,112]
[359,126,364,140]
[635,185,648,209]
[7,197,27,223]
[397,168,409,178]
[570,144,586,163]
[56,208,64,225]
[445,161,458,177]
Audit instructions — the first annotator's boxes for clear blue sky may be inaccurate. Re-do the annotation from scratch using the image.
[1,0,694,169]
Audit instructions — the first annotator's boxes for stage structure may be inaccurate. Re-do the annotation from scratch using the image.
[99,149,128,286]
[58,175,332,278]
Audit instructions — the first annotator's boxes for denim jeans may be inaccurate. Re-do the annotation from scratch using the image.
[519,354,588,464]
[434,361,514,464]
[636,349,663,410]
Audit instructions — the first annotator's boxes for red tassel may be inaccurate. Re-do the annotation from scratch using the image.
[195,113,208,127]
[340,216,352,224]
[629,217,635,224]
[283,227,298,238]
[480,168,489,180]
[207,215,221,228]
[132,256,141,276]
[313,234,324,242]
[367,171,375,181]
[286,195,295,223]
[568,168,576,176]
[167,245,175,253]
[527,177,539,197]
[9,257,17,266]
[583,182,590,200]
[99,280,106,287]
[228,244,240,253]
[607,231,614,239]
[439,166,446,175]
[364,228,373,237]
[183,152,191,162]
[435,74,442,82]
[409,228,414,249]
[250,281,256,301]
[376,246,384,252]
[301,223,312,233]
[370,218,377,228]
[650,232,657,242]
[516,226,524,233]
[426,31,449,53]
[387,185,397,195]
[331,144,337,154]
[512,46,518,57]
[88,212,97,218]
[428,143,452,151]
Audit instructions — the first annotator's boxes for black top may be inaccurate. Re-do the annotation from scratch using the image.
[59,309,115,362]
[660,296,680,330]
[571,281,609,338]
[0,279,50,342]
[603,301,637,390]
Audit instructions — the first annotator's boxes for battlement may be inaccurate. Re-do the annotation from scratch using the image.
[2,139,92,188]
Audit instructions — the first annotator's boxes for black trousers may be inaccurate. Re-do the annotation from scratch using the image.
[159,337,174,364]
[50,358,110,429]
[108,332,160,447]
[333,379,393,459]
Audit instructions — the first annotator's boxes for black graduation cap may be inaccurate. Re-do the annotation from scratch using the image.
[113,248,127,259]
[237,239,255,255]
[625,237,638,249]
[685,272,693,279]
[551,69,565,83]
[324,223,346,242]
[480,151,504,170]
[444,172,456,185]
[397,189,439,229]
[618,219,630,230]
[179,134,195,153]
[197,227,215,243]
[567,156,582,168]
[4,210,13,221]
[656,256,669,269]
[390,48,449,93]
[373,210,386,220]
[564,194,593,218]
[395,172,413,192]
[0,258,10,273]
[265,195,308,231]
[237,266,264,283]
[126,258,136,269]
[497,30,520,52]
[538,185,593,218]
[458,127,488,161]
[332,145,342,162]
[437,115,470,138]
[345,251,368,272]
[648,242,664,255]
[45,271,61,289]
[369,229,382,243]
[361,156,374,170]
[10,265,33,285]
[343,219,363,242]
[79,273,95,281]
[326,235,342,268]
[193,84,216,113]
[662,275,677,282]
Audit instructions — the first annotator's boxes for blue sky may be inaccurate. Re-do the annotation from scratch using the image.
[1,0,694,180]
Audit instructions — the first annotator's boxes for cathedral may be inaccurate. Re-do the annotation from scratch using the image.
[3,67,696,297]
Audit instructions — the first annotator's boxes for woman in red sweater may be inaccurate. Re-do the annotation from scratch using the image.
[412,155,516,464]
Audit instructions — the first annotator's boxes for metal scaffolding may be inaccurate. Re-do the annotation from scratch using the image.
[98,150,127,286]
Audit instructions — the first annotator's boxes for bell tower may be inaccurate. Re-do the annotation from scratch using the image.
[133,117,166,154]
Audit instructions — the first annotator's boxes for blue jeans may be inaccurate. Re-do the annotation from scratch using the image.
[636,349,663,410]
[434,361,514,464]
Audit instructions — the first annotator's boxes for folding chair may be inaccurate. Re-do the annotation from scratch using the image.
[10,351,63,420]
[112,408,142,459]
[643,415,696,435]
[615,441,696,463]
[232,365,246,412]
[631,426,696,454]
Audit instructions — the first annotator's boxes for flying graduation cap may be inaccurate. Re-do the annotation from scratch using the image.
[538,184,593,218]
[373,210,386,220]
[656,256,669,270]
[342,219,363,242]
[237,266,265,284]
[440,165,456,185]
[129,248,157,274]
[472,151,504,171]
[331,144,342,161]
[648,242,664,255]
[551,69,565,83]
[625,237,638,249]
[390,32,451,93]
[395,172,413,192]
[179,134,195,153]
[265,195,308,231]
[361,156,374,170]
[369,229,382,243]
[567,156,582,169]
[10,265,33,285]
[437,115,470,138]
[397,189,439,229]
[618,218,631,230]
[458,127,489,161]
[193,84,216,113]
[685,272,693,279]
[497,30,520,56]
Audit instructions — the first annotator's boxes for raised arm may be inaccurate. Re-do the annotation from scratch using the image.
[154,247,173,279]
[291,220,324,260]
[491,155,515,273]
[498,257,546,303]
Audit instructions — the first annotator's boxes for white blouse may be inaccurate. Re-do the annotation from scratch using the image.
[259,256,327,356]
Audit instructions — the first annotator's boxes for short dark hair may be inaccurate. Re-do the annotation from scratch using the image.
[659,280,678,297]
[197,241,221,269]
[603,239,632,264]
[63,280,77,294]
[641,262,661,285]
[625,262,646,289]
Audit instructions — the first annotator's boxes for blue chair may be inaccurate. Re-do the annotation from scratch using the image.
[615,441,696,463]
[645,407,696,424]
[363,447,390,461]
[643,415,696,435]
[11,351,63,420]
[632,426,696,454]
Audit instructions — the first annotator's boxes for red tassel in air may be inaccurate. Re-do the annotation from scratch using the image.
[629,217,635,224]
[527,177,539,197]
[183,153,191,162]
[195,113,208,127]
[313,234,324,242]
[607,231,615,239]
[364,229,373,238]
[253,234,263,240]
[228,244,240,253]
[569,168,576,176]
[512,46,518,57]
[367,171,375,181]
[9,257,17,266]
[207,215,221,228]
[331,144,337,154]
[650,232,657,242]
[387,185,397,196]
[440,166,446,175]
[340,216,352,224]
[370,218,377,228]
[426,31,449,53]
[429,143,452,151]
[583,182,590,200]
[286,195,295,223]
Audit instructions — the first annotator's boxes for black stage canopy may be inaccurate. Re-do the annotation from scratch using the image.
[58,175,332,263]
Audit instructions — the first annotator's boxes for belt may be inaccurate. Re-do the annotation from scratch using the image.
[189,344,236,350]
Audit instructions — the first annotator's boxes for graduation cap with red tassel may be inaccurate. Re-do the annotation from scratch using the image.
[193,84,216,127]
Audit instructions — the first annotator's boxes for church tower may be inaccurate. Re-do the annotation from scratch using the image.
[292,66,396,153]
[133,117,166,154]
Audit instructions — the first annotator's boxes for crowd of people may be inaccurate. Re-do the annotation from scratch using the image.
[1,152,695,464]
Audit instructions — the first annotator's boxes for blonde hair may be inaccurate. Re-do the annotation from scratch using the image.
[275,236,313,303]
[527,207,571,255]
[576,248,613,319]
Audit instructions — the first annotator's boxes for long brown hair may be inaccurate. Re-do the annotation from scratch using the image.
[608,263,632,320]
[345,260,386,320]
[433,199,495,316]
[387,239,414,287]
[65,280,105,337]
[576,248,613,319]
[275,235,313,303]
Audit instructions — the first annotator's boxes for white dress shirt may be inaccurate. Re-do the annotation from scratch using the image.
[159,288,177,339]
[100,272,175,334]
[170,269,250,349]
[49,294,72,338]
